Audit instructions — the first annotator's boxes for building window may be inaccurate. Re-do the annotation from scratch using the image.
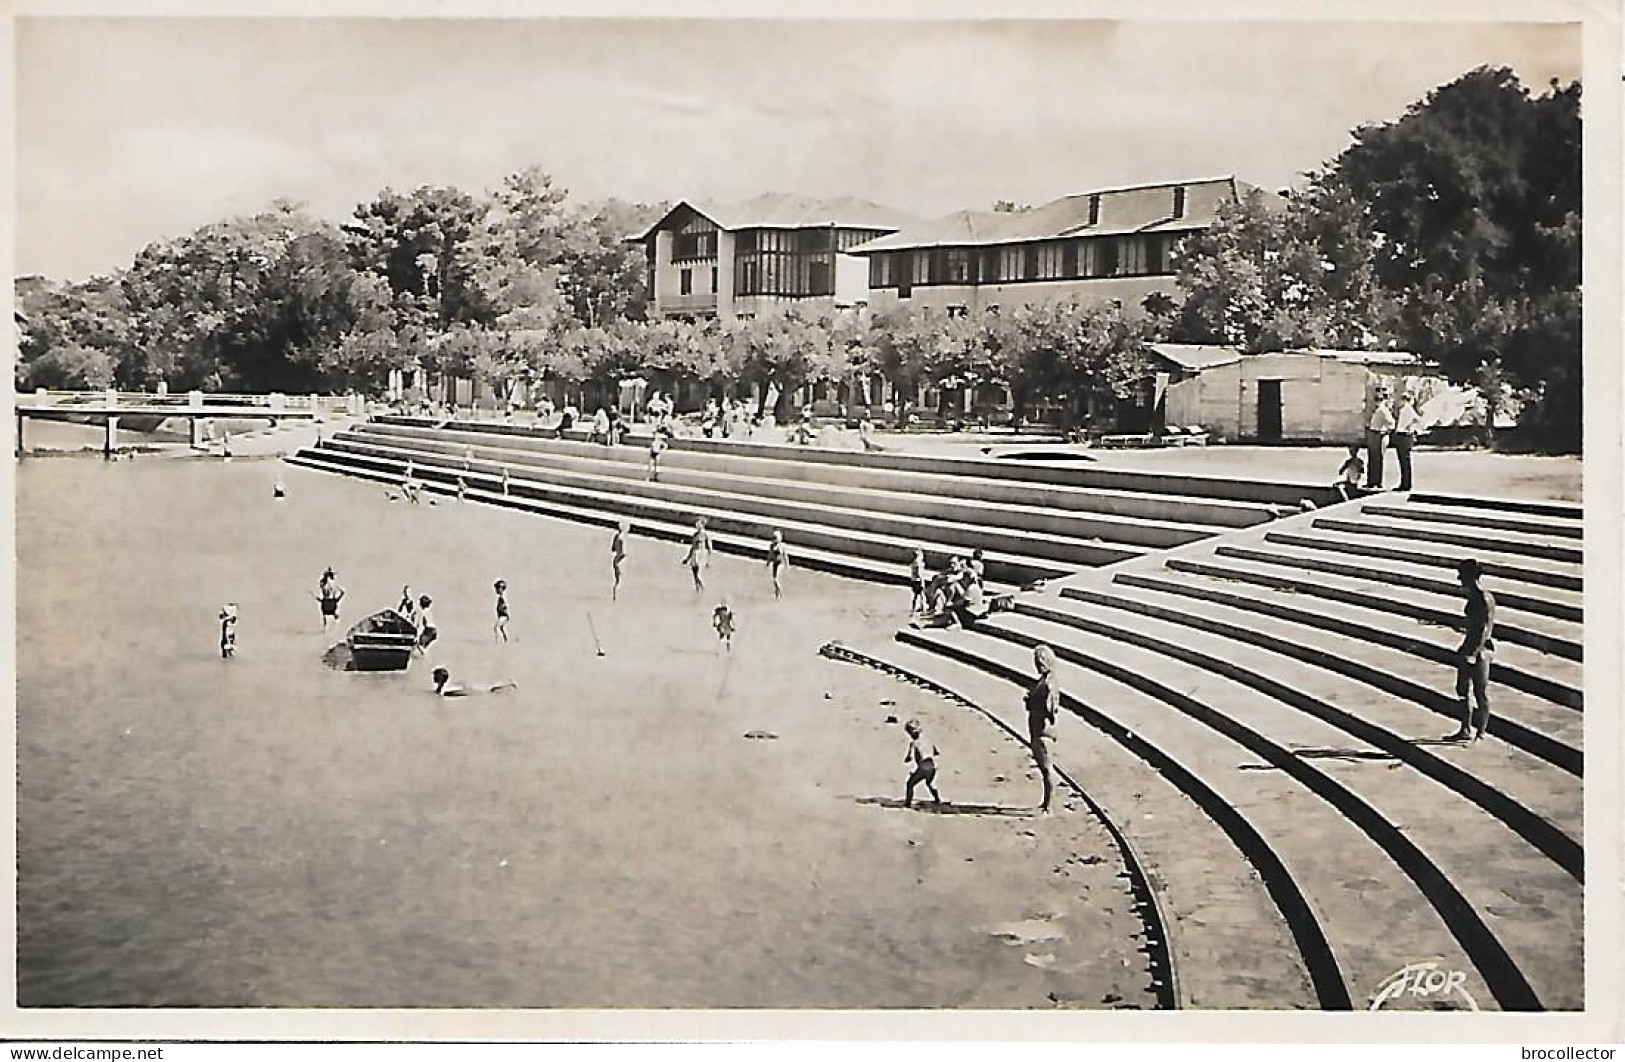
[809,259,831,296]
[1037,242,1066,280]
[680,268,693,295]
[1024,245,1040,281]
[673,231,716,262]
[1062,242,1079,278]
[912,252,931,286]
[1102,238,1122,276]
[1172,187,1186,219]
[1120,236,1147,276]
[998,246,1024,282]
[869,253,896,288]
[711,267,718,294]
[1088,194,1101,226]
[944,249,972,284]
[1088,238,1119,278]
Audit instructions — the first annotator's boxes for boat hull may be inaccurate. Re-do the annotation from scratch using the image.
[347,633,416,672]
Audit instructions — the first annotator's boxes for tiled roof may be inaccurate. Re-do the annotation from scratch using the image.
[630,193,919,240]
[848,177,1280,254]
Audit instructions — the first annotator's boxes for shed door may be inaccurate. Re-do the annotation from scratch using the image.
[1257,379,1283,441]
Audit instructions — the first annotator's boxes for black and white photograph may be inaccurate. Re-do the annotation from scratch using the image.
[5,0,1620,1045]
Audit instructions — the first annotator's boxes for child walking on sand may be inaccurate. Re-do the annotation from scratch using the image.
[712,599,736,653]
[611,521,629,601]
[903,719,942,807]
[683,517,712,593]
[493,580,510,643]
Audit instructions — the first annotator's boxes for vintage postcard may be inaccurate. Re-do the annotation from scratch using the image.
[3,0,1620,1047]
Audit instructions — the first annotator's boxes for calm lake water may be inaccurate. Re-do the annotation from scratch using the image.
[16,454,1076,1009]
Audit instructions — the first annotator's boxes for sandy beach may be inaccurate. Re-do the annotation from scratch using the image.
[16,454,1155,1008]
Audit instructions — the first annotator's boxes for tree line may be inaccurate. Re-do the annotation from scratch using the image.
[15,66,1581,450]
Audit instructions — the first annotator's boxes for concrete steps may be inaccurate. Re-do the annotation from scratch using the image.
[287,450,926,587]
[1312,515,1582,566]
[1260,528,1583,594]
[287,447,1064,587]
[1161,553,1583,668]
[1207,542,1581,624]
[334,426,1212,551]
[981,608,1578,1009]
[360,421,1281,528]
[1359,500,1583,541]
[321,432,1131,572]
[1059,580,1582,776]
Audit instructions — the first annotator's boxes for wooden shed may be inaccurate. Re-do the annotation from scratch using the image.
[1154,345,1427,444]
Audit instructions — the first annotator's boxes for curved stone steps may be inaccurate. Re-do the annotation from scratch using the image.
[1407,493,1582,522]
[1127,565,1582,711]
[900,624,1541,1011]
[1263,529,1583,595]
[1359,501,1584,541]
[318,434,1140,572]
[335,426,1220,549]
[1008,595,1582,879]
[1209,543,1581,624]
[974,611,1579,1010]
[1058,583,1581,778]
[819,638,1311,1010]
[1167,554,1582,662]
[357,421,1281,529]
[1312,517,1582,566]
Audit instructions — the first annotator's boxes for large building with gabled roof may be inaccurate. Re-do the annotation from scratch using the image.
[629,192,919,321]
[848,176,1279,315]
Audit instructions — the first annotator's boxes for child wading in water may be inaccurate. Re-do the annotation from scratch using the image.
[903,719,943,807]
[415,595,438,653]
[218,603,239,659]
[314,568,345,632]
[766,529,788,599]
[712,599,736,653]
[611,521,629,601]
[493,579,510,643]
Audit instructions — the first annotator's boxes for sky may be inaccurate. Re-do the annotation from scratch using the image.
[14,16,1582,281]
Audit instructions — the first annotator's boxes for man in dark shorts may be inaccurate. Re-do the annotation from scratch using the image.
[902,719,942,807]
[1026,644,1061,813]
[1449,558,1497,743]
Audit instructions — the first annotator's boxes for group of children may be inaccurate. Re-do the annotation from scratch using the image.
[908,548,996,629]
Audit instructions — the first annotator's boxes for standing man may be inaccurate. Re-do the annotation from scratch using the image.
[1392,390,1422,492]
[1366,383,1396,490]
[1449,559,1497,743]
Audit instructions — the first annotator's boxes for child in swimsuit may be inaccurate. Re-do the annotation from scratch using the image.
[416,595,438,652]
[903,719,942,807]
[493,579,510,643]
[611,521,629,601]
[712,600,736,653]
[766,530,788,599]
[432,667,517,697]
[316,568,344,632]
[683,518,712,593]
